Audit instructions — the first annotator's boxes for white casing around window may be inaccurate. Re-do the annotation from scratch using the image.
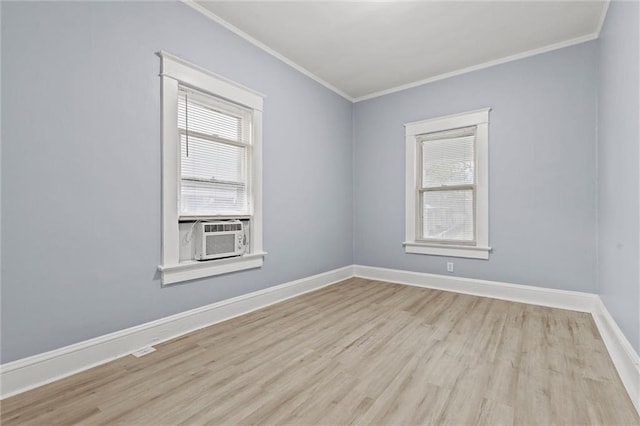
[404,108,491,260]
[157,51,265,284]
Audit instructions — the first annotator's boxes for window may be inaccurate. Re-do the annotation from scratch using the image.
[178,87,251,218]
[157,52,265,285]
[404,109,490,259]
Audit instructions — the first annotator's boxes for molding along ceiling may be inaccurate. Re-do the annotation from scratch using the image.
[188,1,609,102]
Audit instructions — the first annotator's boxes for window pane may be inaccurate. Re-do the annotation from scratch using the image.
[181,134,245,184]
[180,133,247,215]
[178,91,247,143]
[422,136,474,187]
[180,180,247,215]
[422,189,474,241]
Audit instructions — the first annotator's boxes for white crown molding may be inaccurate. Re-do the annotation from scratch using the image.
[181,0,354,102]
[353,32,599,103]
[183,1,606,104]
[0,265,354,399]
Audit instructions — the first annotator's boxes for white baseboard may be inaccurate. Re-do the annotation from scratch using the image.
[591,297,640,414]
[353,264,598,312]
[353,264,639,415]
[3,263,638,417]
[0,265,354,399]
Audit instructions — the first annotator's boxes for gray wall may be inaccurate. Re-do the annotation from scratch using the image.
[2,1,638,364]
[353,42,598,293]
[597,0,640,352]
[0,1,353,363]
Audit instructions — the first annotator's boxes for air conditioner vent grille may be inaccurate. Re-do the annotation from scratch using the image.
[204,223,242,233]
[195,221,244,260]
[206,234,235,255]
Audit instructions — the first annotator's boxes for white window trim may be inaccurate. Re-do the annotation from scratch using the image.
[404,108,491,260]
[157,51,265,285]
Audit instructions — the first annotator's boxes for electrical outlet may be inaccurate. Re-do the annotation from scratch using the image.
[447,262,454,273]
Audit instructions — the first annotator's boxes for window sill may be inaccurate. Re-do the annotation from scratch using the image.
[403,242,491,259]
[158,252,266,285]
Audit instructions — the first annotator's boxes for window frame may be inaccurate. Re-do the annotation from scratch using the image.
[157,52,265,285]
[404,108,491,259]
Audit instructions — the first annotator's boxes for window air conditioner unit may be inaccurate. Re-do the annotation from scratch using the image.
[194,221,244,260]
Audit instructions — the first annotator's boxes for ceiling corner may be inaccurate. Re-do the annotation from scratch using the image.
[596,0,611,36]
[181,0,355,103]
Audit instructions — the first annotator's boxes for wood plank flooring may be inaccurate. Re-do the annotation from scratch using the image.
[1,278,638,425]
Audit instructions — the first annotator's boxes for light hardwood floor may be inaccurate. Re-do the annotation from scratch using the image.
[1,278,638,425]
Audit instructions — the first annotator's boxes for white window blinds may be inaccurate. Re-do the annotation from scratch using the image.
[419,127,476,243]
[177,86,252,217]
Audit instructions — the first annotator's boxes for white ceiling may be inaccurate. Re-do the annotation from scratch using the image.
[192,1,608,101]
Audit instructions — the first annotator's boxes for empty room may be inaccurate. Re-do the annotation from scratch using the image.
[1,0,639,424]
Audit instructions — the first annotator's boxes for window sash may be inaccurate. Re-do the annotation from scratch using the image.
[179,179,248,216]
[179,128,250,149]
[417,128,477,245]
[417,187,476,245]
[177,85,252,218]
[178,86,252,145]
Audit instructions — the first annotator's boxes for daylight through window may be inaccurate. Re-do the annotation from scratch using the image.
[178,87,252,217]
[404,108,490,259]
